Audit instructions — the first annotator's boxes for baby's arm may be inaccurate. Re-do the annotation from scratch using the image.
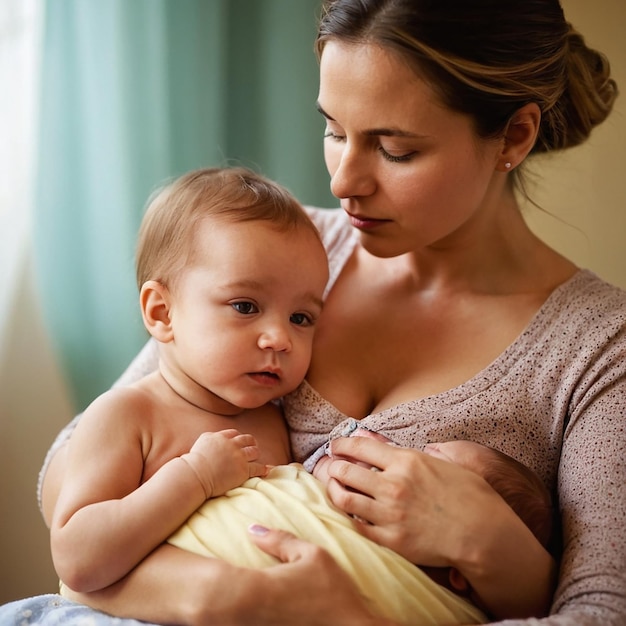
[38,340,159,518]
[50,388,266,593]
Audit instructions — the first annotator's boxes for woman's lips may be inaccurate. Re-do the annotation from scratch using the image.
[346,211,389,230]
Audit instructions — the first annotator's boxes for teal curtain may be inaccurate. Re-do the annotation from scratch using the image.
[34,0,335,412]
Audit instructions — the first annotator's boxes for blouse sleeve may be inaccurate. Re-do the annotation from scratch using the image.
[492,326,626,625]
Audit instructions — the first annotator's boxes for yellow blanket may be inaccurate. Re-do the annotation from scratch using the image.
[168,463,486,625]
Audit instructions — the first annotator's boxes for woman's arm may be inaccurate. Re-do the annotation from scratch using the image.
[547,373,626,624]
[325,436,556,620]
[61,532,393,626]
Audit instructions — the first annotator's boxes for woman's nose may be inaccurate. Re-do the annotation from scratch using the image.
[257,324,292,352]
[328,144,375,199]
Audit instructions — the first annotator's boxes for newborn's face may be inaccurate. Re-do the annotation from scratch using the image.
[423,440,492,477]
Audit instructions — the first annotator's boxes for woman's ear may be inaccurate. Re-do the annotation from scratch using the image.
[497,102,541,172]
[140,280,174,343]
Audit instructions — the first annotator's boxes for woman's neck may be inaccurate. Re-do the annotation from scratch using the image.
[383,203,576,297]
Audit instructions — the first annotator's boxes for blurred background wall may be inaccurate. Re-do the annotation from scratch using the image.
[525,0,625,290]
[0,0,624,604]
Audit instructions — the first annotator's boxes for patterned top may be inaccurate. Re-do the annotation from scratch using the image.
[39,207,626,626]
[291,208,626,626]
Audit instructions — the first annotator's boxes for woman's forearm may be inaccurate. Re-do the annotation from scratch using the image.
[455,506,556,619]
[66,531,396,626]
[64,544,255,626]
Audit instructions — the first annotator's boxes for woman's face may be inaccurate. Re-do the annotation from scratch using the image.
[318,41,505,258]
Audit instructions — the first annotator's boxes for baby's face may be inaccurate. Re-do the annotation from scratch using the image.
[165,219,329,411]
[423,440,492,477]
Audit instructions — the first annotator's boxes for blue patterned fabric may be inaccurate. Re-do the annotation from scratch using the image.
[0,595,153,625]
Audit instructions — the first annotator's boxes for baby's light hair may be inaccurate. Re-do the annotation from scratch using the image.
[136,167,321,291]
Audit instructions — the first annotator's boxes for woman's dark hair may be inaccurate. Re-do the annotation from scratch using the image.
[316,0,617,157]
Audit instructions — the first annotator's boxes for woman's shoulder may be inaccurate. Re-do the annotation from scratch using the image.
[304,207,358,298]
[567,269,626,299]
[304,206,354,249]
[527,270,626,376]
[545,270,626,331]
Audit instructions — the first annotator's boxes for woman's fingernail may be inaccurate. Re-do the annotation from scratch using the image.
[248,524,269,536]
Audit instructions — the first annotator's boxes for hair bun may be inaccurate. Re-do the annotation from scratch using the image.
[539,25,618,153]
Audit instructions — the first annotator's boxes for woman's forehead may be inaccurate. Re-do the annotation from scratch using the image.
[319,40,422,93]
[318,41,464,136]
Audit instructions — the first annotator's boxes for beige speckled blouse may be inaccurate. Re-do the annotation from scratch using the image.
[288,208,626,626]
[39,208,626,626]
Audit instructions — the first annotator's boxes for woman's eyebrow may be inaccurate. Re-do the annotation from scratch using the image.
[365,127,423,138]
[315,101,427,139]
[315,101,333,119]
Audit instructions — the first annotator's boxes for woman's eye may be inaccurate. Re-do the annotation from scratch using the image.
[323,130,345,142]
[231,301,258,315]
[378,146,416,163]
[290,312,313,327]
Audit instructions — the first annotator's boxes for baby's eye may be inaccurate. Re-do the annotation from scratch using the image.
[290,312,313,327]
[231,301,258,315]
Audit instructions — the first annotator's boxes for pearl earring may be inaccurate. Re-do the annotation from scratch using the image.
[504,162,512,170]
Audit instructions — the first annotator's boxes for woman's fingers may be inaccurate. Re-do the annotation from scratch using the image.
[247,526,391,626]
[330,434,396,470]
[324,458,420,557]
[248,524,325,563]
[325,437,509,567]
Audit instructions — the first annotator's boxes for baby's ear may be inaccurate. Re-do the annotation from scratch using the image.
[448,567,472,594]
[140,280,174,343]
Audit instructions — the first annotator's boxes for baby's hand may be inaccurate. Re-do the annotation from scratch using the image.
[312,454,333,485]
[181,429,268,499]
[342,427,395,470]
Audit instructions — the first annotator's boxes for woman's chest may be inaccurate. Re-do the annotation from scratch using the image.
[308,271,543,418]
[286,375,564,488]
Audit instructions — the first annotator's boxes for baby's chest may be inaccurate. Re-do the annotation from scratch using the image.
[140,424,204,483]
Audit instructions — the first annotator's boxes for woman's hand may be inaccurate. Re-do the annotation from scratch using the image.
[325,435,498,565]
[324,436,556,619]
[248,526,397,626]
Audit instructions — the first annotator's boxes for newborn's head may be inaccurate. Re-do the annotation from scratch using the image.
[424,440,553,548]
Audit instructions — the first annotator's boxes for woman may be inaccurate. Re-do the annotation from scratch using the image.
[19,0,626,624]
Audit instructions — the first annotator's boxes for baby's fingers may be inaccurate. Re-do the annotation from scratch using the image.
[248,461,271,479]
[217,429,258,448]
[233,433,261,455]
